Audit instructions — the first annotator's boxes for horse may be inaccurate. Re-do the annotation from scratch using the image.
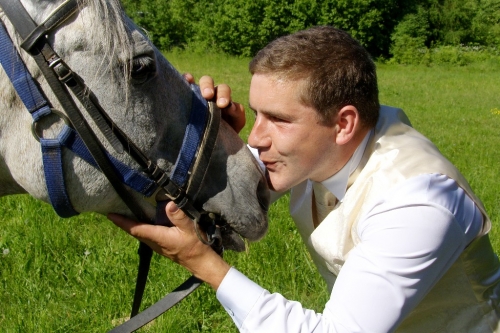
[0,0,269,328]
[0,0,269,252]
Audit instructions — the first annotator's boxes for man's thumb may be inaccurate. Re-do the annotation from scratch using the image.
[165,201,190,228]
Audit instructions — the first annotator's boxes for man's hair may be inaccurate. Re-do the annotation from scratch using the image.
[249,26,379,127]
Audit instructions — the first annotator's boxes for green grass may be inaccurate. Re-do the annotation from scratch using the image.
[1,52,499,332]
[376,61,500,248]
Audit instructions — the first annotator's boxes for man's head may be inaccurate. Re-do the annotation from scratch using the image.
[248,26,380,191]
[249,26,379,128]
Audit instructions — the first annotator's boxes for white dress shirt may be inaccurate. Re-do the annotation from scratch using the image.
[216,139,483,333]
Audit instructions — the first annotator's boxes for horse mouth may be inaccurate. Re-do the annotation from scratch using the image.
[219,213,269,252]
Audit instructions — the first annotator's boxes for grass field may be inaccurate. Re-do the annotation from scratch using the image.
[1,52,499,332]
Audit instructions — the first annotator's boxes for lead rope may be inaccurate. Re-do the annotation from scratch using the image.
[107,201,204,333]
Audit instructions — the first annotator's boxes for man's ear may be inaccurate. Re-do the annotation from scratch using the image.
[335,105,360,145]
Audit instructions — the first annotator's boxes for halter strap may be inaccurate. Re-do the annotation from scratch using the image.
[0,22,157,216]
[0,20,78,216]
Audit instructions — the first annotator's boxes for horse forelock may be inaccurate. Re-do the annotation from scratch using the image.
[78,0,134,85]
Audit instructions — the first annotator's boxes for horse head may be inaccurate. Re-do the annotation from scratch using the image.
[0,0,269,251]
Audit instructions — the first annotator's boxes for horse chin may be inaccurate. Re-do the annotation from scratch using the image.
[221,229,247,252]
[219,209,269,252]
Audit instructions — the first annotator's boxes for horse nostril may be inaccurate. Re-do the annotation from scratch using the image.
[257,176,270,212]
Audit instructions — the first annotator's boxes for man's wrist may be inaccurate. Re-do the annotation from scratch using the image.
[187,249,231,290]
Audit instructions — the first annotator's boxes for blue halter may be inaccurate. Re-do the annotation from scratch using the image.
[0,21,207,217]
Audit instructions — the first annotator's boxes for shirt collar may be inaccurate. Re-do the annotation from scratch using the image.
[319,129,372,201]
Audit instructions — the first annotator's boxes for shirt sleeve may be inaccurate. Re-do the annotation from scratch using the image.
[216,267,324,332]
[216,174,483,332]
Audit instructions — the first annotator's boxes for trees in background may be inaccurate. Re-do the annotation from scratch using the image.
[121,0,500,63]
[390,0,500,63]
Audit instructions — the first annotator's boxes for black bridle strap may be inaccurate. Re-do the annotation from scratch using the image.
[21,0,80,53]
[109,200,203,332]
[51,58,126,154]
[185,100,220,202]
[0,0,79,53]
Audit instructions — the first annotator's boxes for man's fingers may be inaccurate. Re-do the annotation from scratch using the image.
[199,75,215,100]
[222,102,246,133]
[108,203,194,238]
[108,213,137,234]
[107,213,156,243]
[214,84,232,108]
[165,201,194,230]
[183,73,195,84]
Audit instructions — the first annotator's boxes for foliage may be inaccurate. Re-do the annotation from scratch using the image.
[389,0,500,62]
[390,6,431,65]
[471,0,500,46]
[431,0,479,45]
[120,0,407,57]
[191,0,270,57]
[316,0,403,58]
[121,0,500,61]
[122,0,194,50]
[390,35,431,65]
[389,43,500,66]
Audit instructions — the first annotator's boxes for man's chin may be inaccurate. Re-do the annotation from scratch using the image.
[265,171,290,193]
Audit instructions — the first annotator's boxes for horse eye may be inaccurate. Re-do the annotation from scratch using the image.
[130,55,156,83]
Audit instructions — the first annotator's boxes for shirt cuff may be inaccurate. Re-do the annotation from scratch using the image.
[216,267,266,329]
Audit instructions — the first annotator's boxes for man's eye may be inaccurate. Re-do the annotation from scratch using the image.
[270,115,288,123]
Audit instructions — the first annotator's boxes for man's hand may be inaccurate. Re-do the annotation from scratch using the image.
[108,201,230,290]
[183,73,246,134]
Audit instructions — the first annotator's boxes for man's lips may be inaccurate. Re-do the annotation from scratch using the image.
[262,160,278,171]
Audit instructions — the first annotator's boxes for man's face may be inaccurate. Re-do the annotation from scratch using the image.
[248,74,339,192]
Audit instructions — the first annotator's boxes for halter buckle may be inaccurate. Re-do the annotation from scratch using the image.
[49,57,74,83]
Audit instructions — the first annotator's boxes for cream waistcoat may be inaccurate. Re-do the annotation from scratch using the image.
[289,106,500,332]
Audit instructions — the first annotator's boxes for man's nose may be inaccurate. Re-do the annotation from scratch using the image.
[248,115,270,148]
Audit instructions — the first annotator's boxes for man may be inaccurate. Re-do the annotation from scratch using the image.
[109,26,500,332]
